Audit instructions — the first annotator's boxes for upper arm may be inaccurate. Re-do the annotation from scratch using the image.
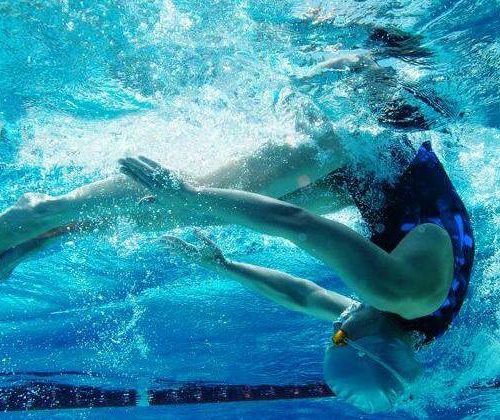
[283,212,452,320]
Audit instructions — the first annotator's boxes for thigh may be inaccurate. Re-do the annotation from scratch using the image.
[198,142,342,198]
[279,174,354,214]
[198,91,346,199]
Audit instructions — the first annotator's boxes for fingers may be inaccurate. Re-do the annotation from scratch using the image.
[161,235,199,257]
[193,229,225,265]
[137,195,156,205]
[119,165,140,183]
[123,157,165,182]
[162,235,195,250]
[119,157,156,178]
[193,228,217,248]
[119,158,158,190]
[160,230,226,268]
[119,157,180,194]
[119,157,150,172]
[138,156,164,171]
[120,165,154,190]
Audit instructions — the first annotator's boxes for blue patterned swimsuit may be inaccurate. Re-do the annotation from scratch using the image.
[327,141,475,343]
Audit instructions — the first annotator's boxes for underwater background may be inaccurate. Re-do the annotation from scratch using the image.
[0,0,499,418]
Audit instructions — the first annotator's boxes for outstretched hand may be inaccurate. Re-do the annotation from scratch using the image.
[161,230,227,271]
[119,156,194,202]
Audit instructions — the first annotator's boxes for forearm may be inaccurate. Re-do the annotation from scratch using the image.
[217,260,351,320]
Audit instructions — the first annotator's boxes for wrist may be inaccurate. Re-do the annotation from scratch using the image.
[198,256,231,273]
[214,257,232,273]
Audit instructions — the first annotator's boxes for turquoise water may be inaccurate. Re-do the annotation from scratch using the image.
[0,0,499,418]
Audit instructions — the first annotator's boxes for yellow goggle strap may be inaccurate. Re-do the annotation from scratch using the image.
[332,329,348,346]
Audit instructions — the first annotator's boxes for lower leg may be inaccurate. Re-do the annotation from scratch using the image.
[0,223,88,279]
[0,175,156,253]
[0,143,351,256]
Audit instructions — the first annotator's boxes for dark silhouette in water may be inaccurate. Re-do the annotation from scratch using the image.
[379,100,430,130]
[369,27,433,63]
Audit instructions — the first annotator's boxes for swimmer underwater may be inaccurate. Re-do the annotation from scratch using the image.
[0,28,474,413]
[117,138,474,412]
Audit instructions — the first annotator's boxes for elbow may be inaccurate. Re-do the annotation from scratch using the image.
[270,203,310,235]
[289,284,320,312]
[418,277,450,317]
[386,278,450,320]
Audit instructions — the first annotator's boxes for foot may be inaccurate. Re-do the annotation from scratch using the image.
[274,87,331,136]
[273,87,345,158]
[0,192,55,254]
[0,239,45,280]
[0,225,70,281]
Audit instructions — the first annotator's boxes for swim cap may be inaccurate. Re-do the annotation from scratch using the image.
[323,334,421,413]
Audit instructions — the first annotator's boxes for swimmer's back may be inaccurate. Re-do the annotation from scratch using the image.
[327,142,475,343]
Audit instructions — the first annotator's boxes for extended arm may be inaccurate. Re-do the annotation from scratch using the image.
[162,233,352,321]
[120,157,453,320]
[222,262,351,320]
